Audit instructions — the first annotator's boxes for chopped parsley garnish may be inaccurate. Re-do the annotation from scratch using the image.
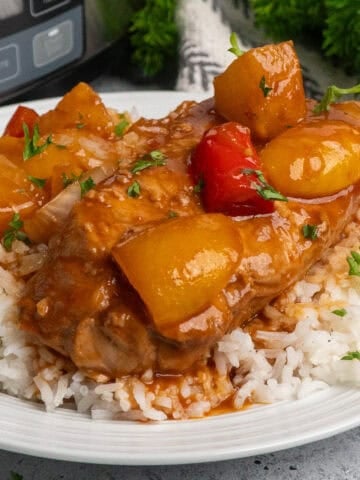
[341,351,360,361]
[148,150,166,162]
[114,114,130,137]
[302,224,318,240]
[7,213,22,230]
[76,113,85,129]
[259,75,272,97]
[27,175,46,189]
[2,213,30,251]
[193,177,205,193]
[131,150,167,174]
[62,172,81,188]
[168,210,178,218]
[347,251,360,277]
[127,180,141,197]
[242,169,288,202]
[313,83,360,114]
[228,32,244,57]
[80,177,95,198]
[61,172,94,197]
[332,308,347,317]
[23,123,52,160]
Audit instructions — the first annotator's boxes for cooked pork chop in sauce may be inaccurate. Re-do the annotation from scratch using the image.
[18,42,360,382]
[20,101,360,381]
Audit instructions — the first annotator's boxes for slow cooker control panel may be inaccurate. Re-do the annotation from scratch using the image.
[0,0,84,98]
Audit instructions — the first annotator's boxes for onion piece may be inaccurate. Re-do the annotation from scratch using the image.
[24,163,117,244]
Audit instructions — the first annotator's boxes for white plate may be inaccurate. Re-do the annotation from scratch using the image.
[0,91,360,465]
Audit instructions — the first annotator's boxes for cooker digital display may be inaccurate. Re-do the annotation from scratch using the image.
[0,0,84,100]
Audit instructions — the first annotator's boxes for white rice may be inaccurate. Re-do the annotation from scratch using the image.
[1,218,360,421]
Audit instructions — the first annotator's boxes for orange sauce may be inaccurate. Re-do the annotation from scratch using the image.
[210,397,252,417]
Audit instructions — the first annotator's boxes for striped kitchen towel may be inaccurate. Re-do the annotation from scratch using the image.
[175,0,354,98]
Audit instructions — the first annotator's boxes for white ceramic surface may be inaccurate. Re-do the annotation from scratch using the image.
[0,92,360,465]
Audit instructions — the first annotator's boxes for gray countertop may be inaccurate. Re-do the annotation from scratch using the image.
[2,427,360,479]
[2,73,360,480]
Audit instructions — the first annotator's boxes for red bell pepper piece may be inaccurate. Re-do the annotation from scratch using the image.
[3,105,39,138]
[190,122,276,216]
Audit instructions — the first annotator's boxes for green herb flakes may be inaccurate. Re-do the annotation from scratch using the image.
[27,175,46,189]
[168,210,178,218]
[257,185,286,201]
[302,224,318,240]
[80,177,95,198]
[114,115,130,137]
[332,308,347,317]
[259,75,272,97]
[313,83,360,114]
[76,113,85,129]
[193,177,205,193]
[242,169,287,202]
[2,213,30,251]
[8,213,22,231]
[347,251,360,277]
[62,172,81,188]
[23,123,52,160]
[341,351,360,361]
[127,181,141,198]
[131,151,167,174]
[228,32,244,57]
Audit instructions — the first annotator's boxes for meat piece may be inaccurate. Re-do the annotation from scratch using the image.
[20,98,360,381]
[20,99,220,379]
[225,190,360,330]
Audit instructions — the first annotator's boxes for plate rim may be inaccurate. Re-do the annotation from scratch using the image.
[0,387,360,465]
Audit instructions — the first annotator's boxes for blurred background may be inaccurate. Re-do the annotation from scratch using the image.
[0,0,359,105]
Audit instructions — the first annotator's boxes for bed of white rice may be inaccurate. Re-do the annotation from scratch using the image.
[1,213,360,421]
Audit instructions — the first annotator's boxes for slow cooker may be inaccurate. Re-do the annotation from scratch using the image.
[0,0,134,104]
